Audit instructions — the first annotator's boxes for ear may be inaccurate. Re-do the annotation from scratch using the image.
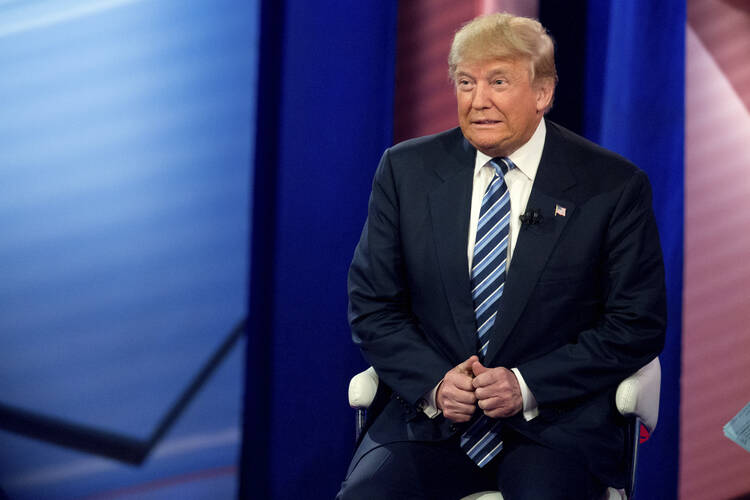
[534,78,555,113]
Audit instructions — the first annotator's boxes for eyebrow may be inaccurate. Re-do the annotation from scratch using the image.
[487,69,510,79]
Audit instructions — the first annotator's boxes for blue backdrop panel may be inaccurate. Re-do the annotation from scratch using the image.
[1,342,245,499]
[584,1,685,498]
[242,1,398,498]
[0,0,258,497]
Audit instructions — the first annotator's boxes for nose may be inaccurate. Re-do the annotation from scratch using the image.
[471,82,491,109]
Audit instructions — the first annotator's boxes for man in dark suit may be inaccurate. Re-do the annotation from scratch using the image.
[338,12,666,500]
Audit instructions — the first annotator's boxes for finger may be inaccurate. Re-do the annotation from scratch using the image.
[451,374,476,392]
[450,388,478,405]
[483,405,514,419]
[444,404,476,423]
[473,367,509,389]
[479,395,521,418]
[472,369,498,389]
[479,398,515,418]
[440,382,477,402]
[473,385,498,401]
[477,396,500,412]
[482,408,505,419]
[447,400,478,414]
[458,355,479,374]
[445,411,473,423]
[444,405,474,418]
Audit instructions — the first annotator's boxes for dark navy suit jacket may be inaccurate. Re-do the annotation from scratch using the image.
[347,120,666,486]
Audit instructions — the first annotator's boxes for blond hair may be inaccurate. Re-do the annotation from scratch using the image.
[448,12,557,88]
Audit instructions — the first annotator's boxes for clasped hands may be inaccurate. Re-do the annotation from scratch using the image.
[436,355,523,423]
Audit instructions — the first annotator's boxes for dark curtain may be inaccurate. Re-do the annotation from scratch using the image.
[241,0,398,498]
[584,2,685,498]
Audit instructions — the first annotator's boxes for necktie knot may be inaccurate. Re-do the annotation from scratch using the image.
[490,157,514,177]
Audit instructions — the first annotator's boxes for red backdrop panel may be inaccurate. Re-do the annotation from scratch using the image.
[682,1,750,498]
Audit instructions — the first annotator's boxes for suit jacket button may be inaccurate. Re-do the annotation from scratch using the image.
[449,424,457,432]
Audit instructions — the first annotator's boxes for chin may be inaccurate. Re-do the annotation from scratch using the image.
[474,140,508,158]
[470,133,507,150]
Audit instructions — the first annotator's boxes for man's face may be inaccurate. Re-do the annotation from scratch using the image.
[455,58,553,158]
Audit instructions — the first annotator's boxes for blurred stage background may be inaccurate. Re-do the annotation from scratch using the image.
[1,0,749,499]
[0,0,256,497]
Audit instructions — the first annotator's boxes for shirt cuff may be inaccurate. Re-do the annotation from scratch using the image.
[418,380,443,419]
[511,367,539,421]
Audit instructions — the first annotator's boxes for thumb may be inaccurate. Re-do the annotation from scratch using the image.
[471,360,488,376]
[458,355,479,373]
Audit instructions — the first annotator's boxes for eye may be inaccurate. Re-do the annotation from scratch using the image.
[457,79,474,90]
[493,79,505,86]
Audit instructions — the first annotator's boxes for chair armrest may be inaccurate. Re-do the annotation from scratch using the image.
[349,367,379,409]
[615,357,661,433]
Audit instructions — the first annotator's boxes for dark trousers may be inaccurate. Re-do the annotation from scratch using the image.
[337,428,606,500]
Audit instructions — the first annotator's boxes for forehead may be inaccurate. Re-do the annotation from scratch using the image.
[455,57,531,77]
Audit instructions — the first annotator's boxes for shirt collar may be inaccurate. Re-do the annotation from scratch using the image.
[473,118,547,181]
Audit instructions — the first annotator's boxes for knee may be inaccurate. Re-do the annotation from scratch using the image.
[337,448,393,500]
[337,474,389,500]
[499,475,604,500]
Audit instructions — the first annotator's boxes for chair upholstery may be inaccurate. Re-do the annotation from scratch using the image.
[348,366,379,408]
[348,358,661,500]
[460,488,625,500]
[615,358,661,433]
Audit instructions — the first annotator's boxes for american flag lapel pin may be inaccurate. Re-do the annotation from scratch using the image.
[555,204,566,217]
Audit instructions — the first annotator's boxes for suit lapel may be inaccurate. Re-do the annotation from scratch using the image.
[484,125,578,363]
[428,132,478,359]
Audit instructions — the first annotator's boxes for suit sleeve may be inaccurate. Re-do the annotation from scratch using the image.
[518,169,667,405]
[348,149,454,405]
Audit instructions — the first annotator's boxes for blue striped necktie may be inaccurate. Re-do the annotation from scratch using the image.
[460,156,513,468]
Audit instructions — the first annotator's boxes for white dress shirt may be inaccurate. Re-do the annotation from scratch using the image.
[420,119,547,421]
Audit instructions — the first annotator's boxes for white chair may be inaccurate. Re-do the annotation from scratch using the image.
[349,357,661,500]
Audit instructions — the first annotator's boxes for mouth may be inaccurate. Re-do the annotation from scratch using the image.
[472,119,501,126]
